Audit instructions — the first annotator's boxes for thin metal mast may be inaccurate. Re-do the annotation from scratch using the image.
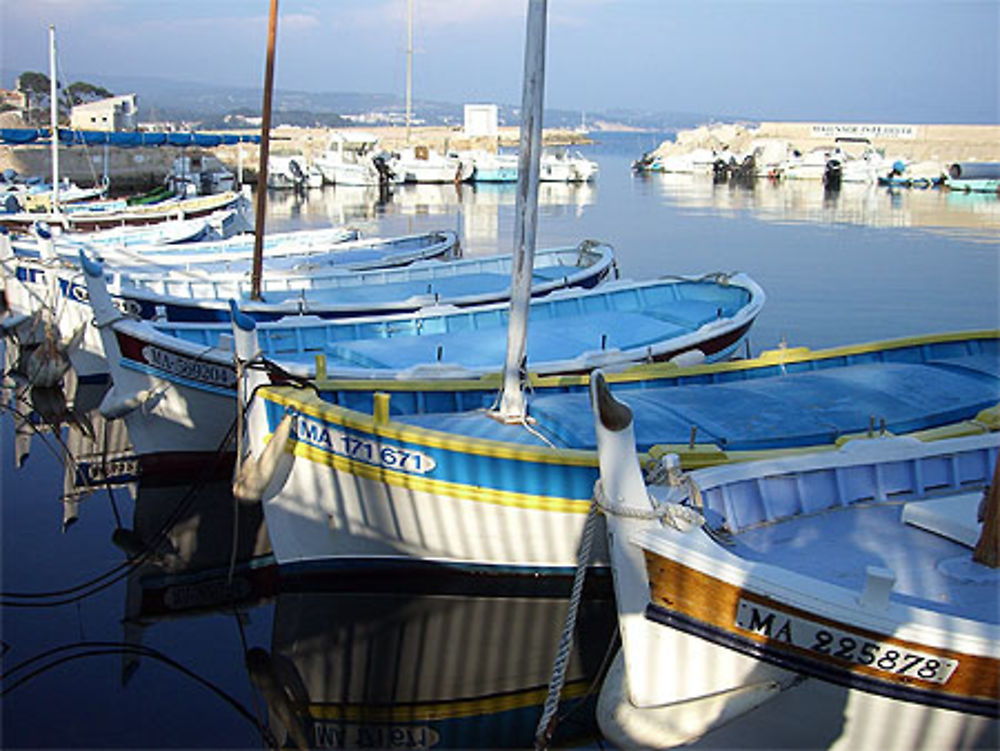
[49,25,60,212]
[406,0,413,143]
[494,0,546,422]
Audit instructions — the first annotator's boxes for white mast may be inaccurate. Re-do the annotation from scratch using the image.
[48,24,60,212]
[405,0,413,143]
[494,0,546,422]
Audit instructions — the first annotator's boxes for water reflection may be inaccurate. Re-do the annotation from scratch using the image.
[3,348,617,749]
[641,172,1000,240]
[2,348,137,529]
[262,181,597,255]
[257,576,615,750]
[121,476,616,749]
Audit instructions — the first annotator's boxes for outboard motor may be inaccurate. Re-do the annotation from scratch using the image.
[372,155,391,181]
[712,158,730,184]
[730,155,756,188]
[287,159,306,192]
[2,194,20,214]
[823,158,843,191]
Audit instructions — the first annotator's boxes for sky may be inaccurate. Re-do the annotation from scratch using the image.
[1,0,998,124]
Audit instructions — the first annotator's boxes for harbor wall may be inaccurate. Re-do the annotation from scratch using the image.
[3,121,998,193]
[657,122,1000,164]
[0,125,589,193]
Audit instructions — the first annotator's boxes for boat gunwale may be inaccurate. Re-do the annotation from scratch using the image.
[632,432,1000,652]
[306,329,1000,393]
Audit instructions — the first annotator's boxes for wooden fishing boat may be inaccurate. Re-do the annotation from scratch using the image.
[227,329,999,574]
[61,240,612,323]
[21,209,248,250]
[589,371,999,749]
[1,229,457,380]
[0,189,249,233]
[79,251,764,463]
[15,227,461,276]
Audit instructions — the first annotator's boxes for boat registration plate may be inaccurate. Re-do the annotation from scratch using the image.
[734,598,958,684]
[295,414,437,474]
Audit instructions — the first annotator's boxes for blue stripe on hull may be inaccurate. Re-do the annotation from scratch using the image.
[268,400,599,502]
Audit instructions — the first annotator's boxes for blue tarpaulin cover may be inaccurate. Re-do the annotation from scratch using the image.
[0,128,260,147]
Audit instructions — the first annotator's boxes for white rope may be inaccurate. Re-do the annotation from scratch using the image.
[534,494,600,750]
[593,476,705,530]
[532,474,704,749]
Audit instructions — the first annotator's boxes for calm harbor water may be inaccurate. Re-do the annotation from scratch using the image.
[2,132,999,749]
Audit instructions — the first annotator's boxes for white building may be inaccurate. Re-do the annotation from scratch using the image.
[463,104,498,138]
[70,94,137,131]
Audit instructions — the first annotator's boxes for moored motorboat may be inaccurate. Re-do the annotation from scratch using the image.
[589,371,999,749]
[388,145,473,183]
[313,131,393,186]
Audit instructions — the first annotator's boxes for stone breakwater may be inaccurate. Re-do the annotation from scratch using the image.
[650,121,1000,167]
[0,125,591,193]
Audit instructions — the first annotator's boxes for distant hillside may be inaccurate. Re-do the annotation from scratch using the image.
[1,69,710,132]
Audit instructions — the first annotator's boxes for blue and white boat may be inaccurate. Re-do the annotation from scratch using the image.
[80,240,614,323]
[1,229,458,379]
[79,249,765,461]
[227,329,999,574]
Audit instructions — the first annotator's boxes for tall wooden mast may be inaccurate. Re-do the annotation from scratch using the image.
[251,0,279,301]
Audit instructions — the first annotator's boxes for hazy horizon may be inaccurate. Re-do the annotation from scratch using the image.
[2,1,997,125]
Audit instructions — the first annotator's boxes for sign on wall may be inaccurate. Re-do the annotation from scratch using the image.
[810,123,917,140]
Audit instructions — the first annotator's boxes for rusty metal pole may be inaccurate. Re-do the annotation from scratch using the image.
[251,0,279,301]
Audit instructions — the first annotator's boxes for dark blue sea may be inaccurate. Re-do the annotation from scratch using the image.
[2,131,998,749]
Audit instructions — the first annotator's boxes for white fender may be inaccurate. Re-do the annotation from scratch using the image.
[232,411,295,503]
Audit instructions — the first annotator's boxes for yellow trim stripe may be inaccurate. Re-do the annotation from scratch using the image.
[306,680,591,722]
[308,329,999,393]
[266,389,597,467]
[291,441,593,514]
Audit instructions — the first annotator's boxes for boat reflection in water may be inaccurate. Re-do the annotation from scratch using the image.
[263,180,597,256]
[127,506,616,750]
[643,172,1000,239]
[256,574,616,750]
[2,349,137,529]
[129,521,616,751]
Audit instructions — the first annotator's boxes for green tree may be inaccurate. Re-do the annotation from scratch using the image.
[65,81,114,106]
[17,71,52,125]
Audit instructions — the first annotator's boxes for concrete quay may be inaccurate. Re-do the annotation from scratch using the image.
[0,125,591,193]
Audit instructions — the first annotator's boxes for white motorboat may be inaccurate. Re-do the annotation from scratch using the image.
[388,145,473,183]
[314,131,393,186]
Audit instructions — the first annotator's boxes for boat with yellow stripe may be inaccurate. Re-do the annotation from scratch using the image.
[232,328,1000,573]
[79,250,765,465]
